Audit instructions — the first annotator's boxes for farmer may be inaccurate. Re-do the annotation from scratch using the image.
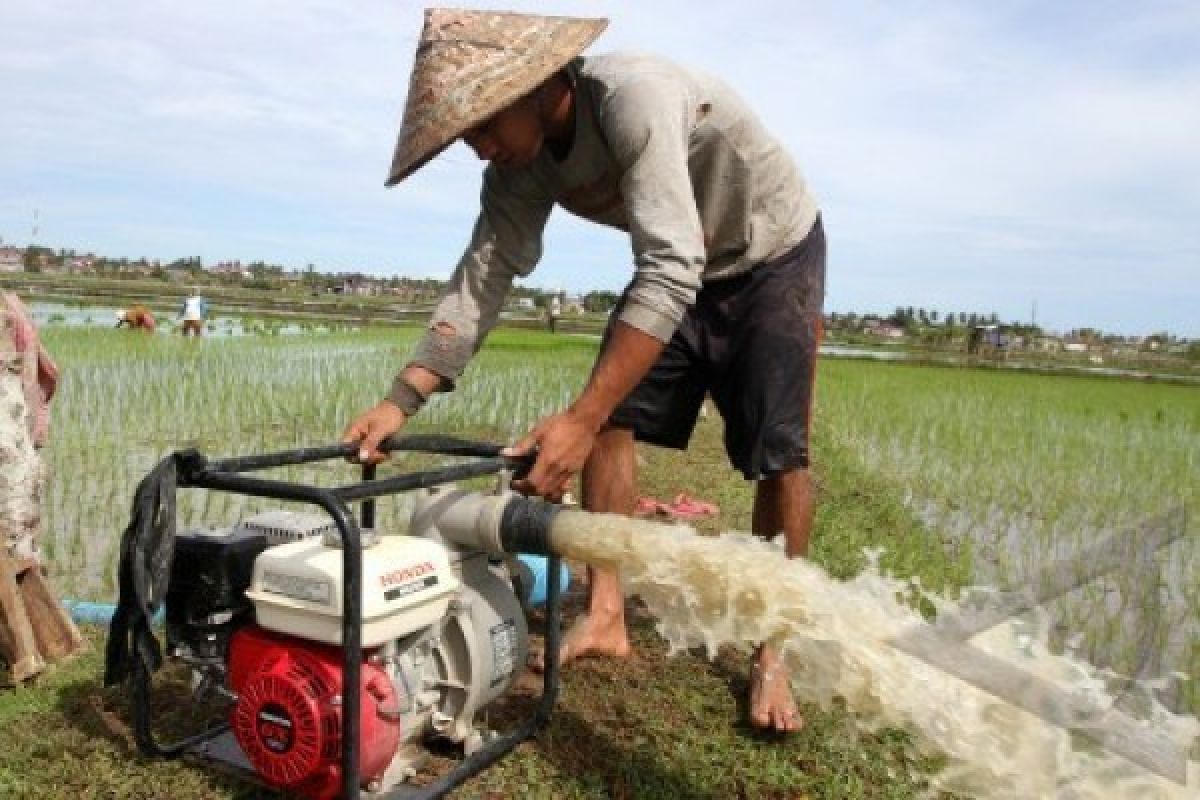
[546,293,562,333]
[344,8,824,734]
[179,289,208,337]
[115,305,156,333]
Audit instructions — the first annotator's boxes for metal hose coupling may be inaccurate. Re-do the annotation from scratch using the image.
[498,494,561,556]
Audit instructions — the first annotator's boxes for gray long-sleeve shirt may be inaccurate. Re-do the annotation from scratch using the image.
[409,51,820,383]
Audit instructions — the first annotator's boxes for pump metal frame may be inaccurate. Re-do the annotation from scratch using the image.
[130,436,563,799]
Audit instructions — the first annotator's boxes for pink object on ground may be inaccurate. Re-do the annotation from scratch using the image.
[667,493,719,518]
[2,293,59,447]
[634,493,720,520]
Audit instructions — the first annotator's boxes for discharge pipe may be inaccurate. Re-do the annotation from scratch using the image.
[413,487,565,558]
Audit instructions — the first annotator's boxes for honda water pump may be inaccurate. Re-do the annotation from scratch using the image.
[111,438,567,800]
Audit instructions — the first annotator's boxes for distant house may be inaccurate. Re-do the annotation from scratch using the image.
[865,321,905,339]
[0,246,23,272]
[1063,342,1089,353]
[1033,336,1062,353]
[213,261,251,279]
[66,255,96,274]
[968,324,1009,355]
[337,275,379,296]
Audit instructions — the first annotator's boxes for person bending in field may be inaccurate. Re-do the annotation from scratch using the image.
[179,289,208,337]
[344,8,825,734]
[115,305,156,333]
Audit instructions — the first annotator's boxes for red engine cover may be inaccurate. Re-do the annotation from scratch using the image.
[228,625,400,800]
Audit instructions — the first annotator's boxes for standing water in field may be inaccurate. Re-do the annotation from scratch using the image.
[548,511,1199,799]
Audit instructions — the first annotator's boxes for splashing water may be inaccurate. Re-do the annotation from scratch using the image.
[549,511,1199,799]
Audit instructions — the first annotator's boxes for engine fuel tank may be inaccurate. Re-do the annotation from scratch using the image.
[245,535,460,647]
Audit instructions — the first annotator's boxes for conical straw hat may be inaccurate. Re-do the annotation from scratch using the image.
[386,8,608,186]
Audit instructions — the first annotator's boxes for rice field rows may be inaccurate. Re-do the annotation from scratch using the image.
[819,359,1199,707]
[35,327,1199,709]
[37,327,595,599]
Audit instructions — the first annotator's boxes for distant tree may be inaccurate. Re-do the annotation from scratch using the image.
[23,246,54,270]
[1143,332,1172,351]
[304,263,321,288]
[583,290,619,313]
[930,310,939,324]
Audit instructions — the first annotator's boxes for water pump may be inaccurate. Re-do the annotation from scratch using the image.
[117,437,565,800]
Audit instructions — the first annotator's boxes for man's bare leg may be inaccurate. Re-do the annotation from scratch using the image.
[749,467,815,732]
[530,426,634,671]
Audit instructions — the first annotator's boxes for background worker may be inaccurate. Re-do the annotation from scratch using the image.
[179,289,208,337]
[344,8,824,734]
[115,305,156,333]
[546,293,562,334]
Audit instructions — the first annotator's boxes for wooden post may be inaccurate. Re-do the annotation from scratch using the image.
[0,553,46,684]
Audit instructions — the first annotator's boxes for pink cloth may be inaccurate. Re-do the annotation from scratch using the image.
[635,493,720,520]
[3,292,58,447]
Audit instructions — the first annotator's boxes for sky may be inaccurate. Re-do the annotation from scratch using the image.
[1,0,1197,336]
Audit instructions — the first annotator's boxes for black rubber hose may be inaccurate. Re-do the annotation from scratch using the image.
[498,495,561,556]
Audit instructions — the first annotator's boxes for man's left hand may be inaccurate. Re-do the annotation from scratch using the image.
[503,409,599,499]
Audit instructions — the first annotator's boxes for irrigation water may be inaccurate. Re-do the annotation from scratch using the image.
[548,511,1199,799]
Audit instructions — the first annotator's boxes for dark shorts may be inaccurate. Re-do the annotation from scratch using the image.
[606,216,825,480]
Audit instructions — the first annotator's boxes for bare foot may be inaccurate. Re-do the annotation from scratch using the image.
[749,646,803,733]
[528,612,632,673]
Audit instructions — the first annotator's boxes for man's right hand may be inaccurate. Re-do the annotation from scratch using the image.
[342,401,408,464]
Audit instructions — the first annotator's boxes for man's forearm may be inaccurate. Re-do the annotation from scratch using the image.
[398,364,445,397]
[570,321,665,430]
[384,363,448,417]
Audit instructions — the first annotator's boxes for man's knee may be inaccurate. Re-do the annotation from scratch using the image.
[589,425,634,463]
[582,425,634,482]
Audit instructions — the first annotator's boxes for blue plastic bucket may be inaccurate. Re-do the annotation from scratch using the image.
[61,599,120,625]
[516,554,571,607]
